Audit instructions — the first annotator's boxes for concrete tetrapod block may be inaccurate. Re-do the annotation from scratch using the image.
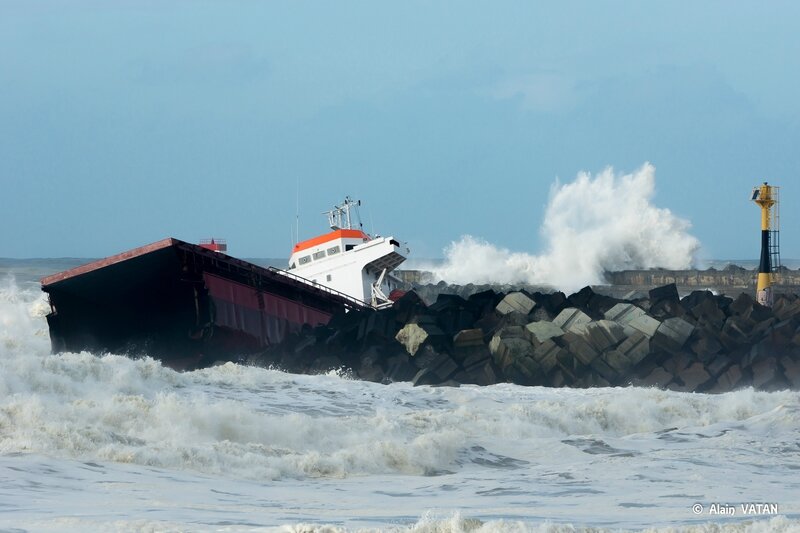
[524,321,565,345]
[583,320,626,352]
[652,317,695,354]
[395,322,445,356]
[553,308,593,334]
[495,292,536,316]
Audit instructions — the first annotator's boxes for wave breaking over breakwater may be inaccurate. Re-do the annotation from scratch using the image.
[430,163,700,292]
[2,275,800,529]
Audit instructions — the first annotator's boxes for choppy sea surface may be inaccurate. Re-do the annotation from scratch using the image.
[1,260,800,532]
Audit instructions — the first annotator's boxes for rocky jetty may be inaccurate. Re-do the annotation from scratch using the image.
[246,284,800,392]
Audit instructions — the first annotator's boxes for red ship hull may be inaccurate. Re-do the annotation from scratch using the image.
[41,238,365,369]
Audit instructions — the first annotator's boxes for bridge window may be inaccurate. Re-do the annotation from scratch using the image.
[299,255,311,265]
[327,246,340,256]
[313,250,326,260]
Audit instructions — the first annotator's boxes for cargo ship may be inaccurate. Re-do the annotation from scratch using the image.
[41,198,408,369]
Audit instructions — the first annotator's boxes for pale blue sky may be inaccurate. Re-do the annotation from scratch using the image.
[2,1,799,261]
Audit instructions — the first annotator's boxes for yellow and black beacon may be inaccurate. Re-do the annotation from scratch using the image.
[751,182,780,307]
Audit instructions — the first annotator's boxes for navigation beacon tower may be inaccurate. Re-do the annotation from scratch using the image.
[751,182,780,307]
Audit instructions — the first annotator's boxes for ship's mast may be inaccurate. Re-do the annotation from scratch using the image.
[751,182,780,307]
[325,196,362,231]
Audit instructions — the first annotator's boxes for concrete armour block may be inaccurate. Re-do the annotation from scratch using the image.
[553,308,592,334]
[489,336,534,369]
[605,303,646,324]
[514,355,541,379]
[690,297,727,329]
[395,322,444,356]
[779,356,800,388]
[639,366,673,388]
[430,353,460,381]
[561,331,599,366]
[604,349,632,373]
[583,320,626,352]
[625,314,661,338]
[706,354,732,377]
[774,296,800,322]
[652,317,695,354]
[496,292,536,316]
[615,332,651,367]
[719,317,751,351]
[729,293,756,319]
[649,283,679,303]
[496,325,527,339]
[589,357,618,383]
[462,359,498,386]
[412,368,440,386]
[690,333,723,359]
[453,328,484,348]
[532,338,564,373]
[525,321,565,345]
[752,357,779,390]
[714,364,743,392]
[678,362,711,391]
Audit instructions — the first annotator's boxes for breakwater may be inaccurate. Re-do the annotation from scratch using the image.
[249,283,800,393]
[396,266,800,298]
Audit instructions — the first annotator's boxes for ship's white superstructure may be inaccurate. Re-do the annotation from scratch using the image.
[286,197,408,308]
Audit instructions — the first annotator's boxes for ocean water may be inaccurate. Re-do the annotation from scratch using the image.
[1,262,800,532]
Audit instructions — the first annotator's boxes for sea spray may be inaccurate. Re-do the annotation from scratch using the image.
[431,163,700,292]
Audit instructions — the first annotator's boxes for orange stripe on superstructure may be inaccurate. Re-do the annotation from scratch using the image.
[292,229,369,253]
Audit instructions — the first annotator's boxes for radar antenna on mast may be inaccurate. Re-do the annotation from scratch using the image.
[324,196,364,232]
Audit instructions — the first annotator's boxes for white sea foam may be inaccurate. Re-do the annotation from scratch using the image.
[430,163,700,292]
[1,279,799,530]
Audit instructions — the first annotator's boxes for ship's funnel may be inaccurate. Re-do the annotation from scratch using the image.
[751,182,780,307]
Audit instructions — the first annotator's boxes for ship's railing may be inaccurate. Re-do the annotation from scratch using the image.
[267,266,372,310]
